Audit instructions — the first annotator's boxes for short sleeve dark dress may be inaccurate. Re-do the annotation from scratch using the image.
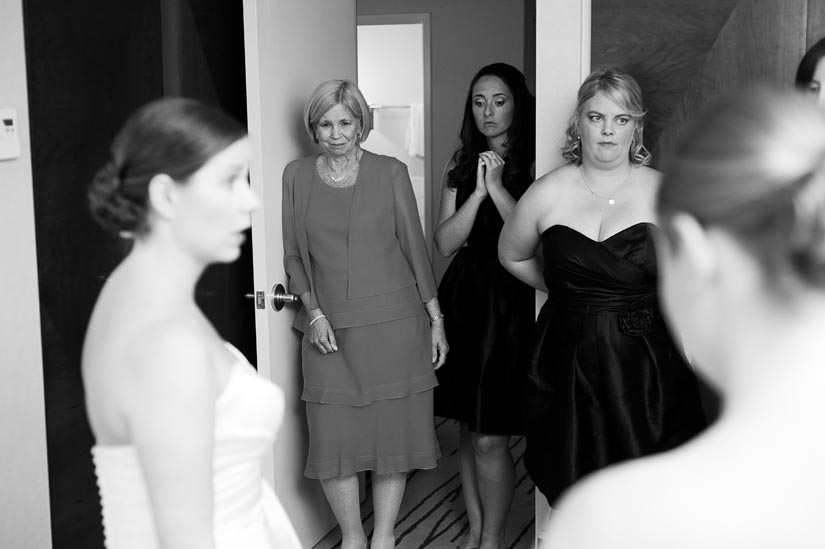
[434,172,535,435]
[525,222,707,505]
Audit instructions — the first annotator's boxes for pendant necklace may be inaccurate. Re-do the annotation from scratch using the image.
[324,150,361,185]
[327,159,347,182]
[325,158,351,185]
[579,166,632,206]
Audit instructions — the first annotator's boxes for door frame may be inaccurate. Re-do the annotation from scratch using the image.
[0,1,51,546]
[242,0,357,546]
[356,13,433,254]
[534,0,591,545]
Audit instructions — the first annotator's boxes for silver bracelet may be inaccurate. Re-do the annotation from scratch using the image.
[309,314,326,327]
[430,313,445,323]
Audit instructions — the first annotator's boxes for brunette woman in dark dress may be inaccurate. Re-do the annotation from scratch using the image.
[499,68,707,515]
[433,63,535,549]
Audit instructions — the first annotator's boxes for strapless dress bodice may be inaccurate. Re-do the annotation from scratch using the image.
[92,343,301,548]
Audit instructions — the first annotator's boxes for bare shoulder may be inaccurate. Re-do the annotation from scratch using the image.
[543,466,643,547]
[440,157,457,184]
[543,452,701,548]
[523,163,576,202]
[126,317,217,396]
[636,165,663,189]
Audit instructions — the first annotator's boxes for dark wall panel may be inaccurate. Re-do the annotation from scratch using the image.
[591,0,738,159]
[655,0,806,158]
[24,1,164,546]
[25,1,249,546]
[160,0,255,364]
[808,0,825,48]
[591,0,808,165]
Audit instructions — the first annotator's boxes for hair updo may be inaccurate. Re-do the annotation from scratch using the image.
[88,97,246,237]
[795,36,825,89]
[658,86,825,288]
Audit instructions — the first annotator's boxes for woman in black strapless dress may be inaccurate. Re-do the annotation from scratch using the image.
[499,68,707,509]
[433,63,535,549]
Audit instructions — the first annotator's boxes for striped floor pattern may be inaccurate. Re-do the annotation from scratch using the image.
[312,418,536,549]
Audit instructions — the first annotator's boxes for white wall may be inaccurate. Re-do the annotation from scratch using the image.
[358,24,424,106]
[536,0,591,176]
[0,1,52,547]
[358,23,426,229]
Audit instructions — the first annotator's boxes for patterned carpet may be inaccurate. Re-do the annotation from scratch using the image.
[312,418,536,549]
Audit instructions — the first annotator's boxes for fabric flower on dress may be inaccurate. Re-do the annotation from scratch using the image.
[618,301,654,336]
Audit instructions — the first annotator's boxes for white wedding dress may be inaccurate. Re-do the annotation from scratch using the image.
[92,344,302,548]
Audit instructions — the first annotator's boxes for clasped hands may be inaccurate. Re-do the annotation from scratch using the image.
[474,150,505,198]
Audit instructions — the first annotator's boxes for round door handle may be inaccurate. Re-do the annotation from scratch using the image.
[270,283,299,311]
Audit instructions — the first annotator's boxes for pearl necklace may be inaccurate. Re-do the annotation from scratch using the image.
[579,166,632,206]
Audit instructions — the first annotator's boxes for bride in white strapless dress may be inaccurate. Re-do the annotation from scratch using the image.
[82,98,301,548]
[91,344,301,548]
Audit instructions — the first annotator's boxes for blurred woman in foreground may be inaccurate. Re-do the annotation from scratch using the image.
[83,98,300,548]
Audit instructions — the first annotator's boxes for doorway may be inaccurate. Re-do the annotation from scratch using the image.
[357,14,432,248]
[22,1,250,546]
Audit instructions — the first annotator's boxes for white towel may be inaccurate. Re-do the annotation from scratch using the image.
[405,102,425,157]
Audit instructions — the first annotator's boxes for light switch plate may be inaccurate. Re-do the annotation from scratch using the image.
[0,108,21,161]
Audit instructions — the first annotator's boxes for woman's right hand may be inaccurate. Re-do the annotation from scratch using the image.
[309,313,338,354]
[473,156,489,198]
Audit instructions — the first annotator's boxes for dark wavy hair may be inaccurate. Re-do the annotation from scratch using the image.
[88,98,246,237]
[446,63,535,196]
[796,36,825,88]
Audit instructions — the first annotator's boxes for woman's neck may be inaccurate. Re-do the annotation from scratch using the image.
[486,134,508,157]
[324,146,361,169]
[120,236,205,304]
[581,158,632,180]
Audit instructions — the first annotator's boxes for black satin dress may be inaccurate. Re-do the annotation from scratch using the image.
[433,178,535,435]
[525,223,707,504]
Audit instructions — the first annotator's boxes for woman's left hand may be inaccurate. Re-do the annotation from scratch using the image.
[480,151,505,189]
[431,320,448,370]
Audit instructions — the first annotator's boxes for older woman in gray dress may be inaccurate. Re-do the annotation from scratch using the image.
[282,79,448,549]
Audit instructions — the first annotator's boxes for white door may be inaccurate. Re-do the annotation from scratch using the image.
[242,1,357,547]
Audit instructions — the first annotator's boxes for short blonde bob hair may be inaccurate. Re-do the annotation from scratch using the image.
[302,79,373,144]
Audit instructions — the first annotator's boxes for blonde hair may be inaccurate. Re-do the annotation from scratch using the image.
[561,67,651,166]
[302,79,373,143]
